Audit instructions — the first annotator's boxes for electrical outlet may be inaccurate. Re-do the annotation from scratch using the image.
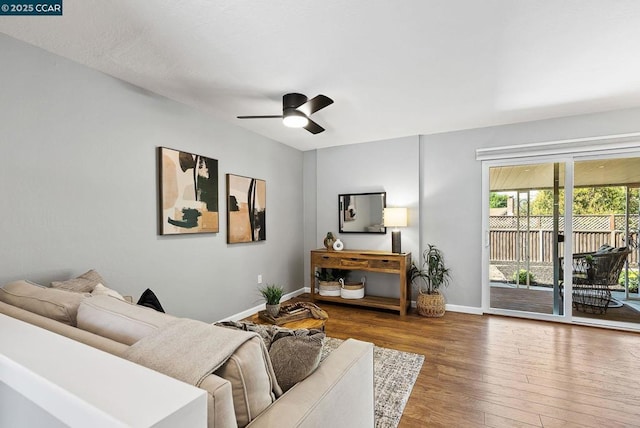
[257,274,263,284]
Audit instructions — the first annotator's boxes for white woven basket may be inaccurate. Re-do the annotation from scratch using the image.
[318,281,341,296]
[340,284,365,299]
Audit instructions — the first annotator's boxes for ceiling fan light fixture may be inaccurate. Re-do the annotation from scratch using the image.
[283,109,309,128]
[238,93,332,134]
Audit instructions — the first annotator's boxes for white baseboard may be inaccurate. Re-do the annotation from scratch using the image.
[444,304,483,315]
[220,287,483,322]
[410,300,483,315]
[218,288,307,322]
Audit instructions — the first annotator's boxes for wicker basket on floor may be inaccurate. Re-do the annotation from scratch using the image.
[416,291,445,317]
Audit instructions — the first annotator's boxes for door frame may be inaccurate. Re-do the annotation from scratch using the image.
[481,155,574,323]
[478,132,640,329]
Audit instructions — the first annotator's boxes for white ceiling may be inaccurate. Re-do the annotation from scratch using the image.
[3,1,640,151]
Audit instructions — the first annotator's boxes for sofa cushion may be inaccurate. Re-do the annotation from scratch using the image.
[595,244,614,254]
[51,269,104,293]
[77,295,175,345]
[0,280,87,326]
[268,329,325,392]
[214,336,277,427]
[0,300,129,357]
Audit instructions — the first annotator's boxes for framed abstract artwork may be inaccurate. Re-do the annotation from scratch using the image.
[226,174,266,244]
[159,147,219,235]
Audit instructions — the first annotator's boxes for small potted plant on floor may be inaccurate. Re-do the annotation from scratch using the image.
[259,284,284,317]
[409,244,451,317]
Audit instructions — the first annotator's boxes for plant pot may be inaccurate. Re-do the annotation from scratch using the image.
[265,303,281,317]
[318,280,341,296]
[416,291,445,317]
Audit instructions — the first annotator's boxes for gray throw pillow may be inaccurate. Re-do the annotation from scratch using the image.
[215,321,326,391]
[268,329,325,392]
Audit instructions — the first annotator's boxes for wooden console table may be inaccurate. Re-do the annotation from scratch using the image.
[310,249,412,315]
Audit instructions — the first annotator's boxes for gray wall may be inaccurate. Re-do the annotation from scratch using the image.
[6,33,640,317]
[0,35,305,322]
[306,136,420,297]
[309,109,640,309]
[421,108,640,309]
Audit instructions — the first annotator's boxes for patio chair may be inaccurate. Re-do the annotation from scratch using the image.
[559,247,631,314]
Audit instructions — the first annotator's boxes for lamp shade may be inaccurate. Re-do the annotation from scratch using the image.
[383,207,407,228]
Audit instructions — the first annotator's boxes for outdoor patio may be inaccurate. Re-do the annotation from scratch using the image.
[488,158,640,328]
[490,282,640,324]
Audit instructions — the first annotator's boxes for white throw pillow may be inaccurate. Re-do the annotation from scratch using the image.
[91,283,125,301]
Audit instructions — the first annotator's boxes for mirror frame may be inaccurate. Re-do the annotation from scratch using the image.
[338,192,387,234]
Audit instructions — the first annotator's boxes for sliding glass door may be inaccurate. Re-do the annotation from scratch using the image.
[571,156,640,328]
[483,152,640,329]
[486,160,566,319]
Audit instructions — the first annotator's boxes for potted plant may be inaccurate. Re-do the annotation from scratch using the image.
[315,268,349,296]
[259,284,284,317]
[409,244,451,317]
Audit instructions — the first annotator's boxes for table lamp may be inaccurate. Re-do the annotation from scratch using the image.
[383,207,407,253]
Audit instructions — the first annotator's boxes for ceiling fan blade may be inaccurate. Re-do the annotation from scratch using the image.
[304,118,325,134]
[300,95,334,116]
[237,115,283,119]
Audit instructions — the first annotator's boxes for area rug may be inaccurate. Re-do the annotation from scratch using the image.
[321,337,424,428]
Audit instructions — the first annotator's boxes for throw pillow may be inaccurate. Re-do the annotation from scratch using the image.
[137,288,165,312]
[268,329,325,392]
[595,244,614,254]
[91,283,125,301]
[215,321,325,392]
[51,269,105,293]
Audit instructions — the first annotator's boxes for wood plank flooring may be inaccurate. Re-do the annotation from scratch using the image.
[301,296,640,427]
[490,286,640,323]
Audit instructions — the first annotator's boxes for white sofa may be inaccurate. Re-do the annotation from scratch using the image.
[0,280,375,427]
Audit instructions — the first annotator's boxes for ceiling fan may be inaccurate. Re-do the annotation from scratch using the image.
[237,93,333,134]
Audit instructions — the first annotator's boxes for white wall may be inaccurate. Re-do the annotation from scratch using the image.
[0,383,67,428]
[0,34,305,321]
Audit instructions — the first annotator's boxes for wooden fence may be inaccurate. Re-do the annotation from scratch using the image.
[490,215,638,265]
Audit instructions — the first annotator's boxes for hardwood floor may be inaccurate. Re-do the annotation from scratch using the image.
[304,296,640,427]
[490,286,640,324]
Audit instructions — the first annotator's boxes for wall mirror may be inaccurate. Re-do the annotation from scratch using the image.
[338,192,386,233]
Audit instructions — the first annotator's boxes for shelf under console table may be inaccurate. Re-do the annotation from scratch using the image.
[310,249,412,316]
